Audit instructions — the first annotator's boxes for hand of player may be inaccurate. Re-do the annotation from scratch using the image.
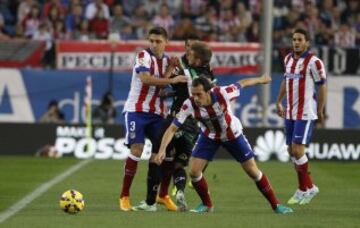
[317,109,325,122]
[260,74,272,84]
[171,75,188,84]
[169,56,180,67]
[154,152,166,165]
[276,102,285,118]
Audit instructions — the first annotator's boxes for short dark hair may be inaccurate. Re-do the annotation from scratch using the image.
[192,76,213,92]
[293,28,310,41]
[148,26,168,39]
[190,41,212,65]
[185,34,200,44]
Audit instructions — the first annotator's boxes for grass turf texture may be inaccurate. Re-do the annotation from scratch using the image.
[0,156,359,228]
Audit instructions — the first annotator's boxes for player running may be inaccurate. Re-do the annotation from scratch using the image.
[155,75,293,214]
[276,28,326,205]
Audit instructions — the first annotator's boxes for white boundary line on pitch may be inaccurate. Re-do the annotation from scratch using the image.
[0,159,92,224]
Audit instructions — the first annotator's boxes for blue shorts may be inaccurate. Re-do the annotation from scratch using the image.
[285,119,315,145]
[192,134,255,163]
[124,112,165,152]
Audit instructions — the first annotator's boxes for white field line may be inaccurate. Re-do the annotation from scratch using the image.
[0,159,92,224]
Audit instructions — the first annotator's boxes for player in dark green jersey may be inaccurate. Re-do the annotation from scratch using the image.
[157,37,215,211]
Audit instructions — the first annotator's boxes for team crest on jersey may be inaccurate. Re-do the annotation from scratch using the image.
[298,63,304,71]
[138,52,145,66]
[130,132,136,139]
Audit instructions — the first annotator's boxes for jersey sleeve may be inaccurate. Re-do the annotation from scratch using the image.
[134,50,151,74]
[173,99,193,127]
[309,58,327,84]
[221,83,241,101]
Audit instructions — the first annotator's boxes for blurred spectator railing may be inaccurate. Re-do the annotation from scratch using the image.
[0,40,45,67]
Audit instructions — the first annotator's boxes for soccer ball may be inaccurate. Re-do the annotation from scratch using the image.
[59,189,85,214]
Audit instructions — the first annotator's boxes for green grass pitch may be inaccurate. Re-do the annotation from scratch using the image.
[0,156,359,228]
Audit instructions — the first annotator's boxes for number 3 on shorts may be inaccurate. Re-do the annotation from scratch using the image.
[130,121,136,131]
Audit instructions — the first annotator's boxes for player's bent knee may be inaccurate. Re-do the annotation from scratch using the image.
[130,144,144,157]
[291,143,305,158]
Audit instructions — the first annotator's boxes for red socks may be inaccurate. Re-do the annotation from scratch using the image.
[294,155,313,191]
[120,155,139,198]
[192,174,212,208]
[255,172,279,210]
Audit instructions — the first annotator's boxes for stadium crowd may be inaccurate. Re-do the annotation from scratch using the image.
[0,0,359,46]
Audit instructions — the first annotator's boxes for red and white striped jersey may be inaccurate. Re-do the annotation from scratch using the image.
[123,49,169,116]
[283,51,326,120]
[174,84,243,141]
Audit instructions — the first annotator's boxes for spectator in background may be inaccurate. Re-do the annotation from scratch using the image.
[73,19,94,41]
[182,0,207,20]
[236,2,253,34]
[22,4,41,38]
[42,0,66,18]
[163,0,182,19]
[131,4,150,40]
[319,0,334,27]
[85,0,110,20]
[314,21,334,46]
[218,7,240,42]
[246,20,260,42]
[330,7,342,31]
[355,14,360,45]
[342,0,359,26]
[122,0,142,17]
[152,3,175,35]
[65,3,84,39]
[0,12,10,40]
[33,22,52,50]
[303,3,321,42]
[194,6,218,40]
[90,9,109,39]
[33,22,55,67]
[334,23,356,48]
[172,18,198,41]
[53,20,66,40]
[144,0,162,18]
[17,0,35,24]
[46,5,64,32]
[40,100,65,123]
[109,4,131,40]
[93,92,117,124]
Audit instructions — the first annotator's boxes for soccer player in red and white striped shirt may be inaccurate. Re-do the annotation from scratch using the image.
[155,75,293,214]
[119,27,187,211]
[276,28,327,205]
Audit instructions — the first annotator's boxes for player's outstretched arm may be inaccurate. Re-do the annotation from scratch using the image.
[276,80,286,118]
[139,72,188,86]
[238,74,271,88]
[154,123,179,165]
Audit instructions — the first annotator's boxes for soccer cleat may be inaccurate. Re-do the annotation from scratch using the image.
[188,181,194,189]
[189,204,214,213]
[132,201,157,212]
[119,197,132,211]
[175,190,188,211]
[156,195,177,211]
[287,189,307,205]
[300,185,319,205]
[275,204,293,214]
[171,186,177,196]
